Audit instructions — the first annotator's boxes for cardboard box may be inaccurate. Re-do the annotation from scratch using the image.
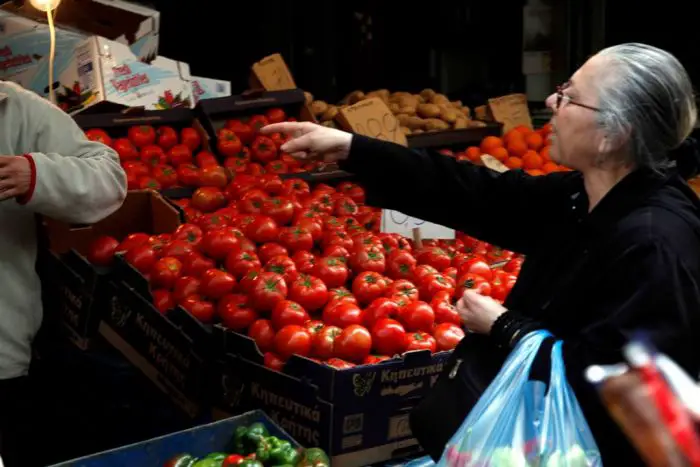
[39,191,181,350]
[190,75,232,104]
[70,37,193,114]
[0,0,159,99]
[212,327,450,467]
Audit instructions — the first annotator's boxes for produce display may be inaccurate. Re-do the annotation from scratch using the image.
[85,122,525,371]
[164,422,329,467]
[83,108,321,192]
[307,88,484,135]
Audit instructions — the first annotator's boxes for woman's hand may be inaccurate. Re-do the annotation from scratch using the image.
[260,122,353,163]
[456,290,507,334]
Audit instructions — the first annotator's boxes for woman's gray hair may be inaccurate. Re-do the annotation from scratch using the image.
[595,43,696,169]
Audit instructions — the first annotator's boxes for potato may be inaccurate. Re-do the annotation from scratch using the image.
[440,108,460,123]
[389,102,401,114]
[398,105,417,116]
[431,94,450,105]
[344,91,365,105]
[412,129,424,134]
[321,106,339,122]
[311,100,329,116]
[396,114,412,126]
[397,95,419,109]
[461,106,471,118]
[451,100,463,108]
[453,118,469,129]
[420,88,437,101]
[417,103,441,118]
[366,90,389,102]
[304,91,314,104]
[425,118,450,131]
[400,126,412,135]
[468,120,487,128]
[415,94,426,104]
[405,116,427,130]
[392,91,414,99]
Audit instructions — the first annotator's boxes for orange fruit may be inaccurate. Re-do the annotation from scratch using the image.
[541,123,553,134]
[465,146,482,162]
[527,169,545,176]
[488,147,509,162]
[525,133,544,151]
[540,145,552,162]
[480,136,503,154]
[542,162,559,173]
[514,125,532,135]
[503,129,524,146]
[506,139,529,158]
[522,150,544,170]
[505,157,523,169]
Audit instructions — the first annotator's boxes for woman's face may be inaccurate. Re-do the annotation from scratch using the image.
[545,55,606,170]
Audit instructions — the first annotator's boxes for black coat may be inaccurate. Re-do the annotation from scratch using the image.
[339,135,700,465]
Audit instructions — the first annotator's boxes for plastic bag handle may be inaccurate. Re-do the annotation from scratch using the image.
[526,335,557,393]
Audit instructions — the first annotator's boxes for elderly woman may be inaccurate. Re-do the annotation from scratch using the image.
[263,43,700,465]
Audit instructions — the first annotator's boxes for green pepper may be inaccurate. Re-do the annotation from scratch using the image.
[269,441,299,465]
[233,426,249,454]
[266,436,283,450]
[255,437,272,463]
[245,422,269,443]
[192,459,221,467]
[238,460,263,467]
[164,454,197,467]
[206,453,227,461]
[297,448,330,467]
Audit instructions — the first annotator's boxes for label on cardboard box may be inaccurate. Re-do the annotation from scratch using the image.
[487,93,533,133]
[251,53,296,91]
[191,76,232,104]
[337,97,408,146]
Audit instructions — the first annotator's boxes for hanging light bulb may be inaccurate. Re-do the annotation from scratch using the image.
[28,0,61,12]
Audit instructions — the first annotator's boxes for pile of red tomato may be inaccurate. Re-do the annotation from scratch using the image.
[83,108,323,192]
[86,169,522,371]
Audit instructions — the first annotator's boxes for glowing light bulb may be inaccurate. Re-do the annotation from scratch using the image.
[28,0,61,12]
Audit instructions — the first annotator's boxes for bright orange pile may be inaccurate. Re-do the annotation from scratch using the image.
[455,123,570,176]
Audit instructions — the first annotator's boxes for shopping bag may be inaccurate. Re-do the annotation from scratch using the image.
[438,331,602,467]
[539,341,602,466]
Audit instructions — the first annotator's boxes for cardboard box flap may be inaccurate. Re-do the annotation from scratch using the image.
[1,0,152,43]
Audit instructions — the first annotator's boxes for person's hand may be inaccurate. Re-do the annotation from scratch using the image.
[0,156,31,201]
[456,290,507,334]
[260,122,353,163]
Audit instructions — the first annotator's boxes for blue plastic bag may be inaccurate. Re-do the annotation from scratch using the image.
[438,331,602,467]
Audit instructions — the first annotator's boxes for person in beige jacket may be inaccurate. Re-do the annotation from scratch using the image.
[0,81,127,466]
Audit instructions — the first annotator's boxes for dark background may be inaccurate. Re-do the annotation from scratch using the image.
[142,0,697,106]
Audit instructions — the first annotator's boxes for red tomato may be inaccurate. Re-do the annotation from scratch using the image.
[245,215,279,244]
[113,138,139,161]
[249,319,276,353]
[217,128,243,158]
[172,276,201,304]
[248,115,269,133]
[167,144,193,166]
[433,323,465,351]
[349,246,386,274]
[124,244,157,274]
[156,126,178,149]
[151,164,178,188]
[251,272,288,311]
[265,160,288,174]
[225,250,262,280]
[200,166,229,188]
[239,268,262,295]
[180,127,202,151]
[196,151,219,168]
[337,182,366,204]
[271,300,309,330]
[326,358,355,370]
[85,128,112,146]
[281,178,310,198]
[455,273,492,298]
[304,320,325,336]
[150,257,183,289]
[413,264,439,283]
[128,125,156,147]
[311,256,348,289]
[322,301,364,328]
[398,301,435,332]
[116,233,149,254]
[386,279,419,302]
[172,224,203,247]
[312,325,341,359]
[226,120,255,144]
[151,289,173,314]
[265,107,286,124]
[430,291,461,325]
[140,144,166,167]
[415,247,452,272]
[486,246,514,264]
[365,297,400,329]
[251,135,277,163]
[199,268,237,300]
[177,164,201,187]
[263,352,286,371]
[288,274,329,312]
[191,187,226,213]
[335,324,372,363]
[278,226,314,252]
[137,176,161,191]
[255,243,286,264]
[261,197,295,226]
[200,228,240,260]
[503,257,523,274]
[352,271,389,305]
[181,295,215,323]
[328,287,357,304]
[87,235,119,266]
[218,293,257,331]
[458,258,493,281]
[363,355,390,365]
[180,252,215,277]
[405,331,437,353]
[386,250,417,280]
[370,318,407,356]
[263,255,298,284]
[274,324,312,359]
[418,273,455,302]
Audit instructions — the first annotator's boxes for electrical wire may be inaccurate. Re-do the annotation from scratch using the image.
[46,5,56,104]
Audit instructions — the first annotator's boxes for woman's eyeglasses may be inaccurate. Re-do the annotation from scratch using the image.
[556,81,601,112]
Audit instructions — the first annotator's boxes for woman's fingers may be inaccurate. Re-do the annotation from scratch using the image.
[260,121,316,136]
[281,132,316,154]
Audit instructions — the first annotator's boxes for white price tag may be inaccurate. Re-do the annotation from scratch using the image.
[381,210,455,239]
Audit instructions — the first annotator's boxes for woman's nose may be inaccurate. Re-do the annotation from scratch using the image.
[545,93,557,110]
